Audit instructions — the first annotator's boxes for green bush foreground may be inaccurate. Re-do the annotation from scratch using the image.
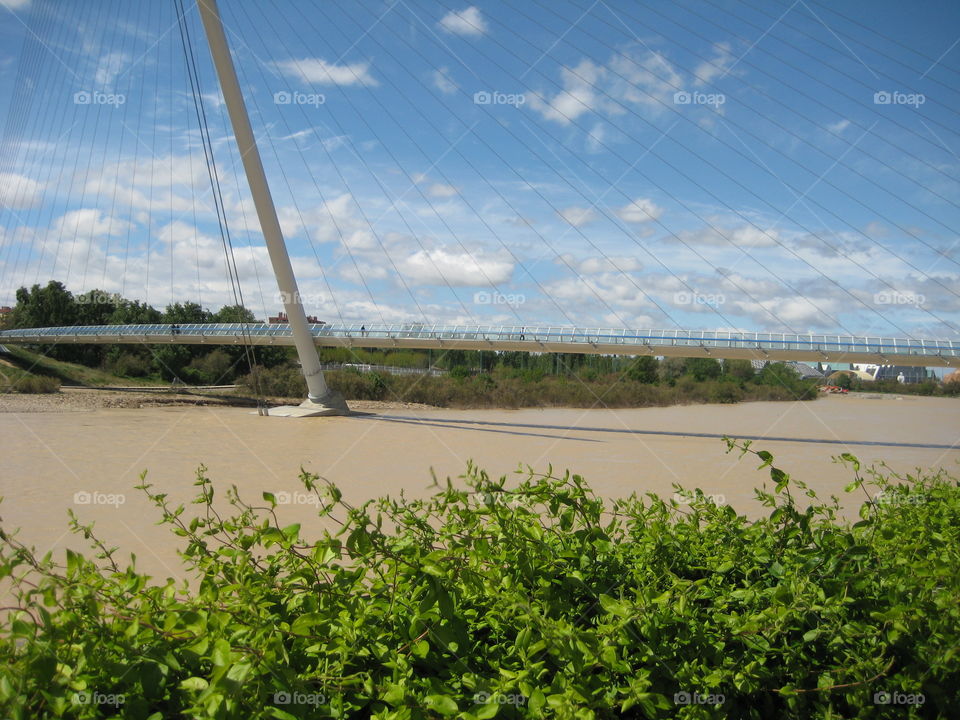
[1,443,957,719]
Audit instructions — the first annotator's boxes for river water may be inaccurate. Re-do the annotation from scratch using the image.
[1,394,957,580]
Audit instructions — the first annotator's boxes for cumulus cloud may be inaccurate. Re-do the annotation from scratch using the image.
[53,208,130,239]
[427,183,459,198]
[617,197,663,224]
[400,247,513,286]
[530,47,720,126]
[0,172,43,209]
[438,6,487,36]
[691,42,735,86]
[670,224,779,248]
[557,254,642,274]
[557,206,596,227]
[94,51,129,87]
[272,58,377,87]
[527,58,606,124]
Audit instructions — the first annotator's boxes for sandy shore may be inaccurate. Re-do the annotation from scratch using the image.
[1,393,957,581]
[0,387,434,412]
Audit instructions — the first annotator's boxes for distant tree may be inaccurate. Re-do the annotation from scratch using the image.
[162,301,212,324]
[685,357,722,381]
[833,372,853,390]
[184,349,236,385]
[724,359,755,382]
[213,304,257,323]
[658,357,687,384]
[75,289,128,326]
[12,281,77,329]
[626,356,658,383]
[109,300,162,325]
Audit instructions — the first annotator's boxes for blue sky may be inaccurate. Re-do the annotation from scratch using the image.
[0,0,958,341]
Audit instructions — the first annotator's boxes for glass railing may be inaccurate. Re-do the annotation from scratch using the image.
[1,323,958,358]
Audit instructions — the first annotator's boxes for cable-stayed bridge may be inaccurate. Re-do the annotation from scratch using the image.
[2,323,957,367]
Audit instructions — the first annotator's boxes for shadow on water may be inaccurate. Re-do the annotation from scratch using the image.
[355,414,958,450]
[350,413,601,442]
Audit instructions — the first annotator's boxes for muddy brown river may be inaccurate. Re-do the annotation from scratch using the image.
[1,394,957,581]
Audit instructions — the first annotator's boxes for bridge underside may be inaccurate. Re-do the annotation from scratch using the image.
[1,324,956,367]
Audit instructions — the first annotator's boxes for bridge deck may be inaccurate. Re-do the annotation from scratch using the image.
[2,323,957,367]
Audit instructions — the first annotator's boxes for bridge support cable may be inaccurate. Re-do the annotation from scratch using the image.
[177,0,265,411]
[392,0,959,338]
[195,0,347,415]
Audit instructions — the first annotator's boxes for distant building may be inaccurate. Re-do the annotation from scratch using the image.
[0,306,12,316]
[786,361,824,379]
[853,363,930,383]
[267,311,323,324]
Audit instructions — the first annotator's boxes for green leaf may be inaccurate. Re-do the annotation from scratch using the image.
[179,677,209,691]
[425,694,459,715]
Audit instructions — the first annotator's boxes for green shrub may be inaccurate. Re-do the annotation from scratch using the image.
[2,446,957,718]
[8,374,60,393]
[241,364,306,398]
[106,352,152,378]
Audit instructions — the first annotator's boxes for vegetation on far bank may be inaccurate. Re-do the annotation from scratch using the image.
[244,357,818,408]
[1,444,957,718]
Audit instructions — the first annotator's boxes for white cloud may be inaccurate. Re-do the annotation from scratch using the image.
[438,6,487,36]
[272,58,377,87]
[530,49,693,125]
[400,247,512,286]
[0,172,43,209]
[617,197,663,224]
[558,254,642,274]
[427,183,459,198]
[431,67,458,94]
[671,224,779,248]
[826,119,850,134]
[528,59,605,124]
[692,42,734,86]
[94,51,129,87]
[558,205,596,227]
[0,0,31,10]
[53,208,129,239]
